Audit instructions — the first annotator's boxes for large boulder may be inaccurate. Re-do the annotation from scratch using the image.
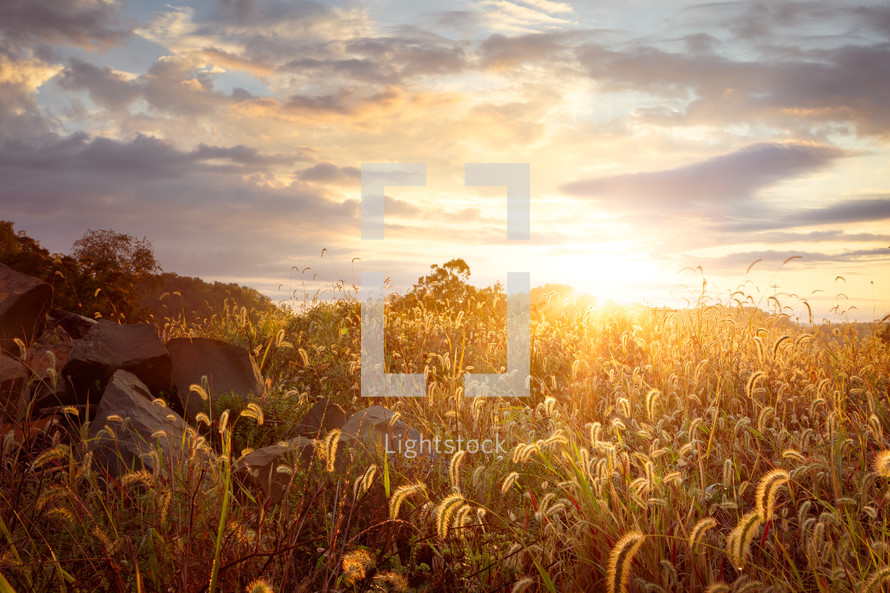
[296,397,347,438]
[48,309,97,340]
[165,337,264,421]
[234,437,316,504]
[0,354,27,420]
[62,320,172,405]
[27,341,76,408]
[87,370,193,476]
[340,405,428,459]
[0,264,52,352]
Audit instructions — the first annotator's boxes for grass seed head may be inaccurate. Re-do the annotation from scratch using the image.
[607,530,645,593]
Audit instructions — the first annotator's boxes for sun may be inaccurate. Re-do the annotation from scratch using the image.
[537,245,666,306]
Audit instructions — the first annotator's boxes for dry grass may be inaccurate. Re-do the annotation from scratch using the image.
[1,276,889,592]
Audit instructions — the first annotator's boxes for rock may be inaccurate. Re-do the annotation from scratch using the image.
[340,405,428,458]
[62,320,172,405]
[27,341,76,407]
[296,397,347,438]
[87,370,193,476]
[0,414,61,444]
[0,355,28,420]
[165,337,264,422]
[48,309,97,340]
[0,263,52,352]
[234,437,316,504]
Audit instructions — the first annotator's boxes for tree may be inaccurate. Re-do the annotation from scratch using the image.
[414,259,472,303]
[72,229,159,280]
[71,229,161,322]
[0,220,53,279]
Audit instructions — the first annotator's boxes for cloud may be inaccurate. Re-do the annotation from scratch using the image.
[576,40,890,137]
[297,162,360,186]
[560,142,846,213]
[0,0,129,48]
[56,57,140,111]
[728,196,890,233]
[480,0,574,33]
[700,247,890,269]
[478,31,586,69]
[56,53,241,117]
[738,229,890,244]
[0,51,63,140]
[0,131,356,277]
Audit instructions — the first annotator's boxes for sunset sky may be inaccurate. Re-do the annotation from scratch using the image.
[1,0,889,321]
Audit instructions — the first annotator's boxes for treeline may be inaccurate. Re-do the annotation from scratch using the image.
[0,221,273,324]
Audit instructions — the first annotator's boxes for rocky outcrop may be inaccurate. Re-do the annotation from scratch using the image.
[234,437,317,504]
[87,370,193,476]
[0,263,53,352]
[62,320,172,405]
[166,337,264,421]
[0,355,27,420]
[296,397,347,438]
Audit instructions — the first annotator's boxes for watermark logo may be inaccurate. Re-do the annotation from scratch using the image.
[360,163,531,398]
[385,433,508,459]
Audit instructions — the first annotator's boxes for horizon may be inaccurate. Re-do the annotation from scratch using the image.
[1,1,889,323]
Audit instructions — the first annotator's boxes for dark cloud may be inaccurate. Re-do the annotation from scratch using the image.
[0,0,129,47]
[55,54,238,117]
[681,1,839,43]
[0,133,298,178]
[561,142,845,213]
[478,31,588,69]
[215,0,330,28]
[728,196,890,232]
[56,58,140,111]
[701,247,890,269]
[576,39,890,137]
[0,131,357,277]
[853,4,890,37]
[297,162,360,185]
[279,32,467,85]
[191,144,298,167]
[743,229,890,244]
[284,85,403,118]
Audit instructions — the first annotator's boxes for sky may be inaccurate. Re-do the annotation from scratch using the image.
[1,0,889,321]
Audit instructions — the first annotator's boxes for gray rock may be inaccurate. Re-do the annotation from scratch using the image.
[0,264,52,352]
[87,370,192,476]
[165,337,264,422]
[48,309,97,340]
[62,320,172,405]
[234,437,316,504]
[0,355,27,420]
[296,397,347,438]
[340,405,428,458]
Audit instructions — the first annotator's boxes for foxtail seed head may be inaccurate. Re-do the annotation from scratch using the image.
[756,469,791,520]
[607,531,645,593]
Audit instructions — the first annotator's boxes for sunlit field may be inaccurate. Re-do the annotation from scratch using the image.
[2,263,889,593]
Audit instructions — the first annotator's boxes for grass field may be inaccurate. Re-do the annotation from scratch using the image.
[2,277,889,593]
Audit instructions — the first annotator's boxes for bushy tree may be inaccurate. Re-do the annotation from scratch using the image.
[70,229,161,321]
[406,258,475,308]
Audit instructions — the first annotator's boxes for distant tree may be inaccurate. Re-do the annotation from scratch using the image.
[407,258,475,308]
[70,229,161,322]
[72,229,160,280]
[1,222,272,324]
[0,220,53,278]
[0,221,87,315]
[141,272,274,323]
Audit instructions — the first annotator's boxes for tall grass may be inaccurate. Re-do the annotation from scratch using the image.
[1,275,888,592]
